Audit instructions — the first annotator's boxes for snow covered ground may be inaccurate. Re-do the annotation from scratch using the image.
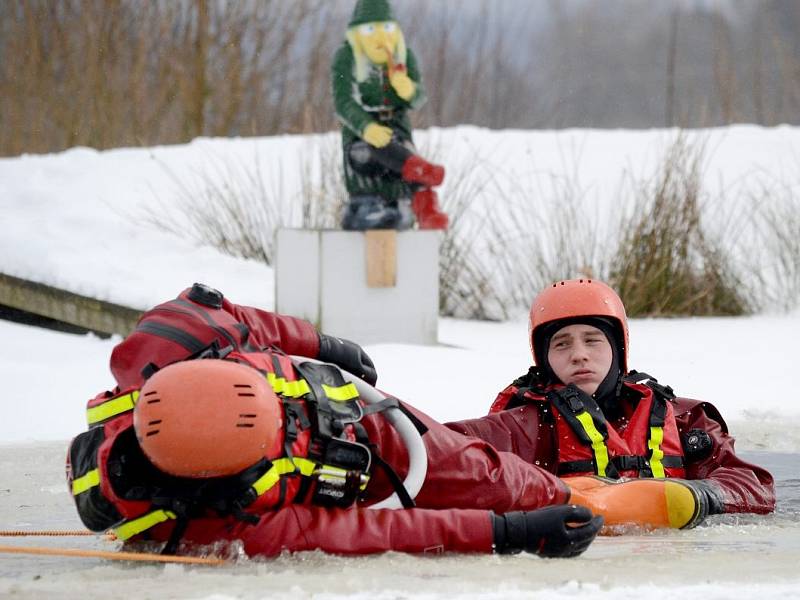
[1,125,799,597]
[1,313,799,450]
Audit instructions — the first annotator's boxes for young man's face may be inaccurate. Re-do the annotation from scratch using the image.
[547,323,613,396]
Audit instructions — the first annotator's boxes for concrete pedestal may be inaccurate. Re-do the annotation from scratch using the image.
[275,229,440,345]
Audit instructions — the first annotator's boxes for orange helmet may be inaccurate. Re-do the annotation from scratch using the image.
[529,279,629,372]
[134,359,282,478]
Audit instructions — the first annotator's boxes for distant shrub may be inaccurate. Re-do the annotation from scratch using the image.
[436,155,512,320]
[738,179,800,312]
[609,135,753,317]
[437,137,609,321]
[146,135,345,265]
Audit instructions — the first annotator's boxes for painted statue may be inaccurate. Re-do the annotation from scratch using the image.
[332,0,448,230]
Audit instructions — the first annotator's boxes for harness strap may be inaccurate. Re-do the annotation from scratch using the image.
[71,469,100,495]
[113,510,176,541]
[621,371,684,478]
[322,382,359,402]
[112,460,314,544]
[557,460,596,476]
[172,297,255,353]
[267,372,311,398]
[611,454,684,476]
[624,370,676,402]
[360,397,400,416]
[86,391,139,426]
[251,458,317,496]
[648,425,667,477]
[370,451,416,509]
[135,321,207,354]
[559,454,684,477]
[574,411,612,477]
[161,516,189,556]
[548,386,618,478]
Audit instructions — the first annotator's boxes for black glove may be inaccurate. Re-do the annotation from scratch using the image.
[317,334,378,386]
[675,479,726,529]
[492,505,603,558]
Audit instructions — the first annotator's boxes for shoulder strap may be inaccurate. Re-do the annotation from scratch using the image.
[548,385,619,479]
[624,370,676,402]
[171,297,255,353]
[503,367,551,410]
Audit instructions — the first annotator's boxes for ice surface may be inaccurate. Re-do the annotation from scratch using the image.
[0,444,797,599]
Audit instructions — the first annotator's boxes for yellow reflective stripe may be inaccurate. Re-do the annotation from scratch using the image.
[113,510,176,541]
[648,426,666,478]
[251,457,317,497]
[322,382,359,402]
[267,372,281,392]
[575,411,610,477]
[86,391,140,425]
[267,372,354,400]
[266,373,310,398]
[71,469,100,496]
[283,379,311,398]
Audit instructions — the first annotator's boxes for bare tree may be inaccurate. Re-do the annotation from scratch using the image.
[3,0,800,156]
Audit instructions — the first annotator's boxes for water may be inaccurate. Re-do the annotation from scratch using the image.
[0,443,798,599]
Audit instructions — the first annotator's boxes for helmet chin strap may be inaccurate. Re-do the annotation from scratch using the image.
[592,364,622,418]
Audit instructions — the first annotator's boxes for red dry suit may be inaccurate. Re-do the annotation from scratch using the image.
[447,369,775,515]
[67,287,569,557]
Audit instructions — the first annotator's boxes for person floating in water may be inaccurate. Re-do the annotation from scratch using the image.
[66,284,601,558]
[449,279,775,530]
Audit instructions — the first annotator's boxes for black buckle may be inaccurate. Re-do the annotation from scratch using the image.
[561,386,585,412]
[613,455,647,471]
[311,438,371,508]
[650,380,675,400]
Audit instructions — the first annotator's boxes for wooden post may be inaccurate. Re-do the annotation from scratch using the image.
[365,230,397,288]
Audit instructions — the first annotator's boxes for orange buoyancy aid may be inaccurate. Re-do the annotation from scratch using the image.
[67,351,381,543]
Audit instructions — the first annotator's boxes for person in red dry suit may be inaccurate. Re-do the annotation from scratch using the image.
[447,279,775,530]
[66,283,602,558]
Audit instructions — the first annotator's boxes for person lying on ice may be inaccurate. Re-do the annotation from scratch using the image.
[66,284,602,558]
[332,0,448,231]
[447,278,776,531]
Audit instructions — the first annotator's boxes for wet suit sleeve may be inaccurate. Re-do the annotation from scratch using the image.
[223,299,320,358]
[377,404,569,512]
[176,506,494,557]
[675,398,776,515]
[445,404,554,469]
[445,384,559,474]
